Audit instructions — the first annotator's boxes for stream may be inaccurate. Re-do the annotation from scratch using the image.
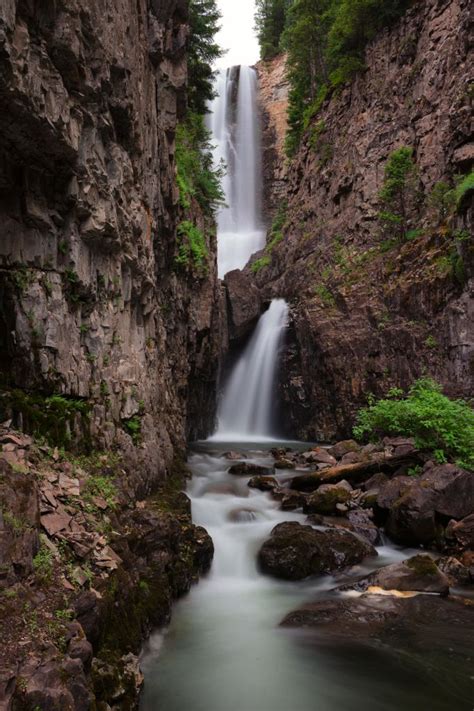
[139,64,473,711]
[140,444,472,711]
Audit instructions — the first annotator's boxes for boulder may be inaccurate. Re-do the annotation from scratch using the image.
[328,440,361,459]
[224,269,262,341]
[386,464,474,545]
[280,491,307,511]
[274,458,296,470]
[437,556,472,586]
[223,451,245,460]
[247,476,278,491]
[362,472,389,491]
[346,509,380,545]
[349,554,450,595]
[228,462,274,476]
[301,448,337,466]
[227,508,260,523]
[258,521,376,580]
[303,481,352,515]
[445,513,474,549]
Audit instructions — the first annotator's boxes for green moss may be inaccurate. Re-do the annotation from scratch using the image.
[175,220,209,272]
[251,255,271,273]
[406,555,438,576]
[455,171,474,210]
[314,284,336,308]
[123,415,142,444]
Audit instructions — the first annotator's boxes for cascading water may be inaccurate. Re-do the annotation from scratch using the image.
[208,65,265,277]
[211,299,289,442]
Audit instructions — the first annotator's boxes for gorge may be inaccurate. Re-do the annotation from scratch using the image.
[0,0,473,709]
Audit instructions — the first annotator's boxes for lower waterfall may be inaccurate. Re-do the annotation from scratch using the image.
[211,299,289,442]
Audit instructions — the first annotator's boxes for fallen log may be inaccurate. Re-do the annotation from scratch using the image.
[290,453,421,492]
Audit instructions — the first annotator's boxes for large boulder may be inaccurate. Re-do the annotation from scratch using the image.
[349,554,450,595]
[446,513,474,550]
[327,440,361,459]
[247,475,278,491]
[303,481,352,515]
[300,448,337,466]
[386,464,474,545]
[258,521,376,580]
[224,269,262,341]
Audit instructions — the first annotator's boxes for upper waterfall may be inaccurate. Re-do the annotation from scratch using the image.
[208,66,265,278]
[211,299,289,441]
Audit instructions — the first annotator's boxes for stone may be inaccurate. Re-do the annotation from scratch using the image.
[247,476,279,491]
[350,555,450,595]
[301,448,337,466]
[223,451,245,460]
[445,514,474,549]
[258,521,376,580]
[437,556,472,586]
[346,509,380,545]
[228,462,274,476]
[303,481,353,515]
[327,440,361,459]
[227,508,260,523]
[224,269,262,342]
[40,512,73,537]
[274,458,296,470]
[280,491,307,511]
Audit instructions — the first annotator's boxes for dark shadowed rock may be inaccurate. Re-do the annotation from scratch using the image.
[445,514,474,550]
[258,521,376,580]
[229,462,274,476]
[437,556,472,586]
[386,464,474,545]
[224,269,262,341]
[301,448,337,466]
[247,475,279,491]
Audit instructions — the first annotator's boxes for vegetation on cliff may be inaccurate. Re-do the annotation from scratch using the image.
[175,0,224,271]
[255,0,413,153]
[354,378,474,470]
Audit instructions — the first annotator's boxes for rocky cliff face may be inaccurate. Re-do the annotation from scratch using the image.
[254,0,473,440]
[0,1,222,706]
[0,0,221,488]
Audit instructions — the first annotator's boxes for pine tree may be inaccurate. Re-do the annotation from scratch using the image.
[188,0,223,114]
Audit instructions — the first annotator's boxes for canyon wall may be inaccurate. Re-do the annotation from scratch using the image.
[254,0,473,440]
[0,0,222,491]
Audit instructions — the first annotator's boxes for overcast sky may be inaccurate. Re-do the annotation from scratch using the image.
[216,0,260,68]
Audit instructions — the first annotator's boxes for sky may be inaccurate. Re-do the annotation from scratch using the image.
[215,0,260,68]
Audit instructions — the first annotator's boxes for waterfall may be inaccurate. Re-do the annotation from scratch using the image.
[211,299,289,441]
[208,66,265,278]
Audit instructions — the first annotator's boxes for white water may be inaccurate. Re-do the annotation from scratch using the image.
[208,66,266,277]
[211,299,289,442]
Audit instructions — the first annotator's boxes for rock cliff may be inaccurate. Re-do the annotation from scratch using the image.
[0,1,221,707]
[0,0,221,486]
[254,0,473,440]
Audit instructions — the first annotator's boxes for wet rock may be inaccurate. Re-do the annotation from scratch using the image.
[224,451,245,460]
[346,509,380,545]
[228,462,274,476]
[303,481,353,515]
[376,476,413,510]
[362,472,389,491]
[280,595,474,654]
[301,448,337,466]
[280,491,307,511]
[437,556,472,586]
[327,440,361,460]
[289,471,324,492]
[228,508,260,523]
[274,458,296,470]
[258,521,376,580]
[247,476,279,491]
[386,464,474,545]
[349,555,450,595]
[445,513,474,550]
[224,269,262,341]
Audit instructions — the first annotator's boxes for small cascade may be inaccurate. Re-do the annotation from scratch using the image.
[208,65,265,277]
[211,299,289,442]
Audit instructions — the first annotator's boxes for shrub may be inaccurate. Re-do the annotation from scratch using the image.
[353,378,474,470]
[175,220,208,272]
[378,147,419,241]
[455,170,474,210]
[33,543,54,584]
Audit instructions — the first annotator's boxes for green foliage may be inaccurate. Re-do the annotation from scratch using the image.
[427,181,456,226]
[84,475,117,509]
[455,170,474,210]
[378,147,418,241]
[425,335,438,349]
[0,389,91,450]
[281,0,411,153]
[175,113,225,217]
[255,0,291,60]
[187,0,222,114]
[175,220,208,272]
[353,378,474,470]
[251,255,271,273]
[314,283,336,307]
[123,415,142,444]
[33,543,54,584]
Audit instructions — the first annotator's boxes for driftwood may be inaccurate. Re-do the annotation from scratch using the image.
[289,453,421,492]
